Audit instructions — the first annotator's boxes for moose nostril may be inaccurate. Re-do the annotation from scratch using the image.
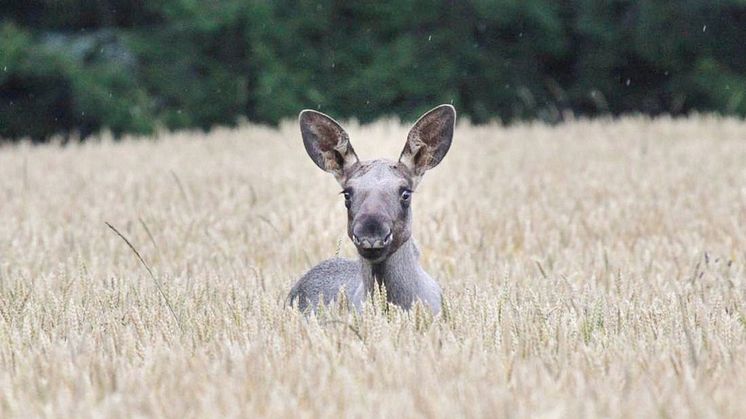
[352,233,390,249]
[353,218,391,250]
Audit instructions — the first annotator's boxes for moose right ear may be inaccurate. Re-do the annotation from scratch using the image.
[398,104,455,186]
[299,110,359,183]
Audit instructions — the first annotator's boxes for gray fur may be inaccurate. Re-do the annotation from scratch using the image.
[288,258,366,311]
[288,105,456,314]
[288,239,441,313]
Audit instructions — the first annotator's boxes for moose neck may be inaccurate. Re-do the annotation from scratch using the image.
[360,238,422,304]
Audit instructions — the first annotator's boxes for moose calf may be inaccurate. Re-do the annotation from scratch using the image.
[288,105,456,314]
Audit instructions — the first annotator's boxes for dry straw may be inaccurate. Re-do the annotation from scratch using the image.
[0,115,744,417]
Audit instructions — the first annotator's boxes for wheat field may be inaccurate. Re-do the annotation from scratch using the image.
[0,115,744,418]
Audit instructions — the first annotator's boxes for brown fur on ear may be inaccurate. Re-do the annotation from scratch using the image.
[399,105,456,181]
[300,110,359,183]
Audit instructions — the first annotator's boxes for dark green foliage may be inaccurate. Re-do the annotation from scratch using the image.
[1,0,744,141]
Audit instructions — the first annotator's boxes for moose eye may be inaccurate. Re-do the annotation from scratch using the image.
[342,190,352,208]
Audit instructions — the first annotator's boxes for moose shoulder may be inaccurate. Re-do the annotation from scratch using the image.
[288,105,456,314]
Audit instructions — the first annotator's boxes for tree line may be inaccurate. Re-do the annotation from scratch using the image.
[1,0,744,141]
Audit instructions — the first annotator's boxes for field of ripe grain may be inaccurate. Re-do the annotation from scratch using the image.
[0,115,745,418]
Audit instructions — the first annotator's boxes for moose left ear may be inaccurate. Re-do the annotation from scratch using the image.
[399,104,456,181]
[299,109,359,185]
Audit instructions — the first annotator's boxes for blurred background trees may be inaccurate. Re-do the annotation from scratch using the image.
[1,0,744,142]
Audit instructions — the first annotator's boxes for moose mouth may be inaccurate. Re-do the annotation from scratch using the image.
[357,246,388,261]
[352,231,393,261]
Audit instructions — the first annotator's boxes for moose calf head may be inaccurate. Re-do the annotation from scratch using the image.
[300,105,456,263]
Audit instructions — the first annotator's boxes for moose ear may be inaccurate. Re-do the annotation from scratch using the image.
[299,110,359,183]
[399,104,455,182]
